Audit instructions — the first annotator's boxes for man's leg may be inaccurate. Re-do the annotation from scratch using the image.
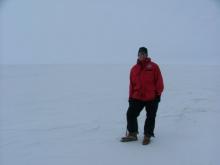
[144,101,159,137]
[126,99,145,134]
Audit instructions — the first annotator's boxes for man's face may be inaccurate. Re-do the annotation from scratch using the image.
[138,52,147,61]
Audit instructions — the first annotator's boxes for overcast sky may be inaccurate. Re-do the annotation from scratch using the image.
[0,0,220,65]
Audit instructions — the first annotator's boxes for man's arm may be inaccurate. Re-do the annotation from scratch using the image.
[155,65,164,97]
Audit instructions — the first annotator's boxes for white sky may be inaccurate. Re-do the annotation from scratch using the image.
[0,0,220,65]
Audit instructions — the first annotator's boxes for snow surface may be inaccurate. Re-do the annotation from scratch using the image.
[0,64,220,165]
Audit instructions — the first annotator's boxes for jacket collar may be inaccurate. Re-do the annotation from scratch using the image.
[137,57,151,66]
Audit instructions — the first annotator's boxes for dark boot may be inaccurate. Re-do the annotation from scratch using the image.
[142,135,151,145]
[121,132,138,142]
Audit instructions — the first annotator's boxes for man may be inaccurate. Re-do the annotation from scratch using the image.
[121,47,164,145]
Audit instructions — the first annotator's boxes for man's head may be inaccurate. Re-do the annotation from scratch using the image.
[138,47,148,61]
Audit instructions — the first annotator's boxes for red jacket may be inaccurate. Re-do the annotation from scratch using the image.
[129,58,164,101]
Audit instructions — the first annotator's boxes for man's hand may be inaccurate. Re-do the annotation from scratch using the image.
[155,95,161,103]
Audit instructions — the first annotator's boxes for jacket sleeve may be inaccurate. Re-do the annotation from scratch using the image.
[155,65,164,96]
[129,68,133,99]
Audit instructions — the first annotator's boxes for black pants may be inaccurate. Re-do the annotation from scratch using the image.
[126,99,159,137]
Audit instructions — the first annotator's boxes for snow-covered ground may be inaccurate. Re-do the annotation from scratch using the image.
[0,64,220,165]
